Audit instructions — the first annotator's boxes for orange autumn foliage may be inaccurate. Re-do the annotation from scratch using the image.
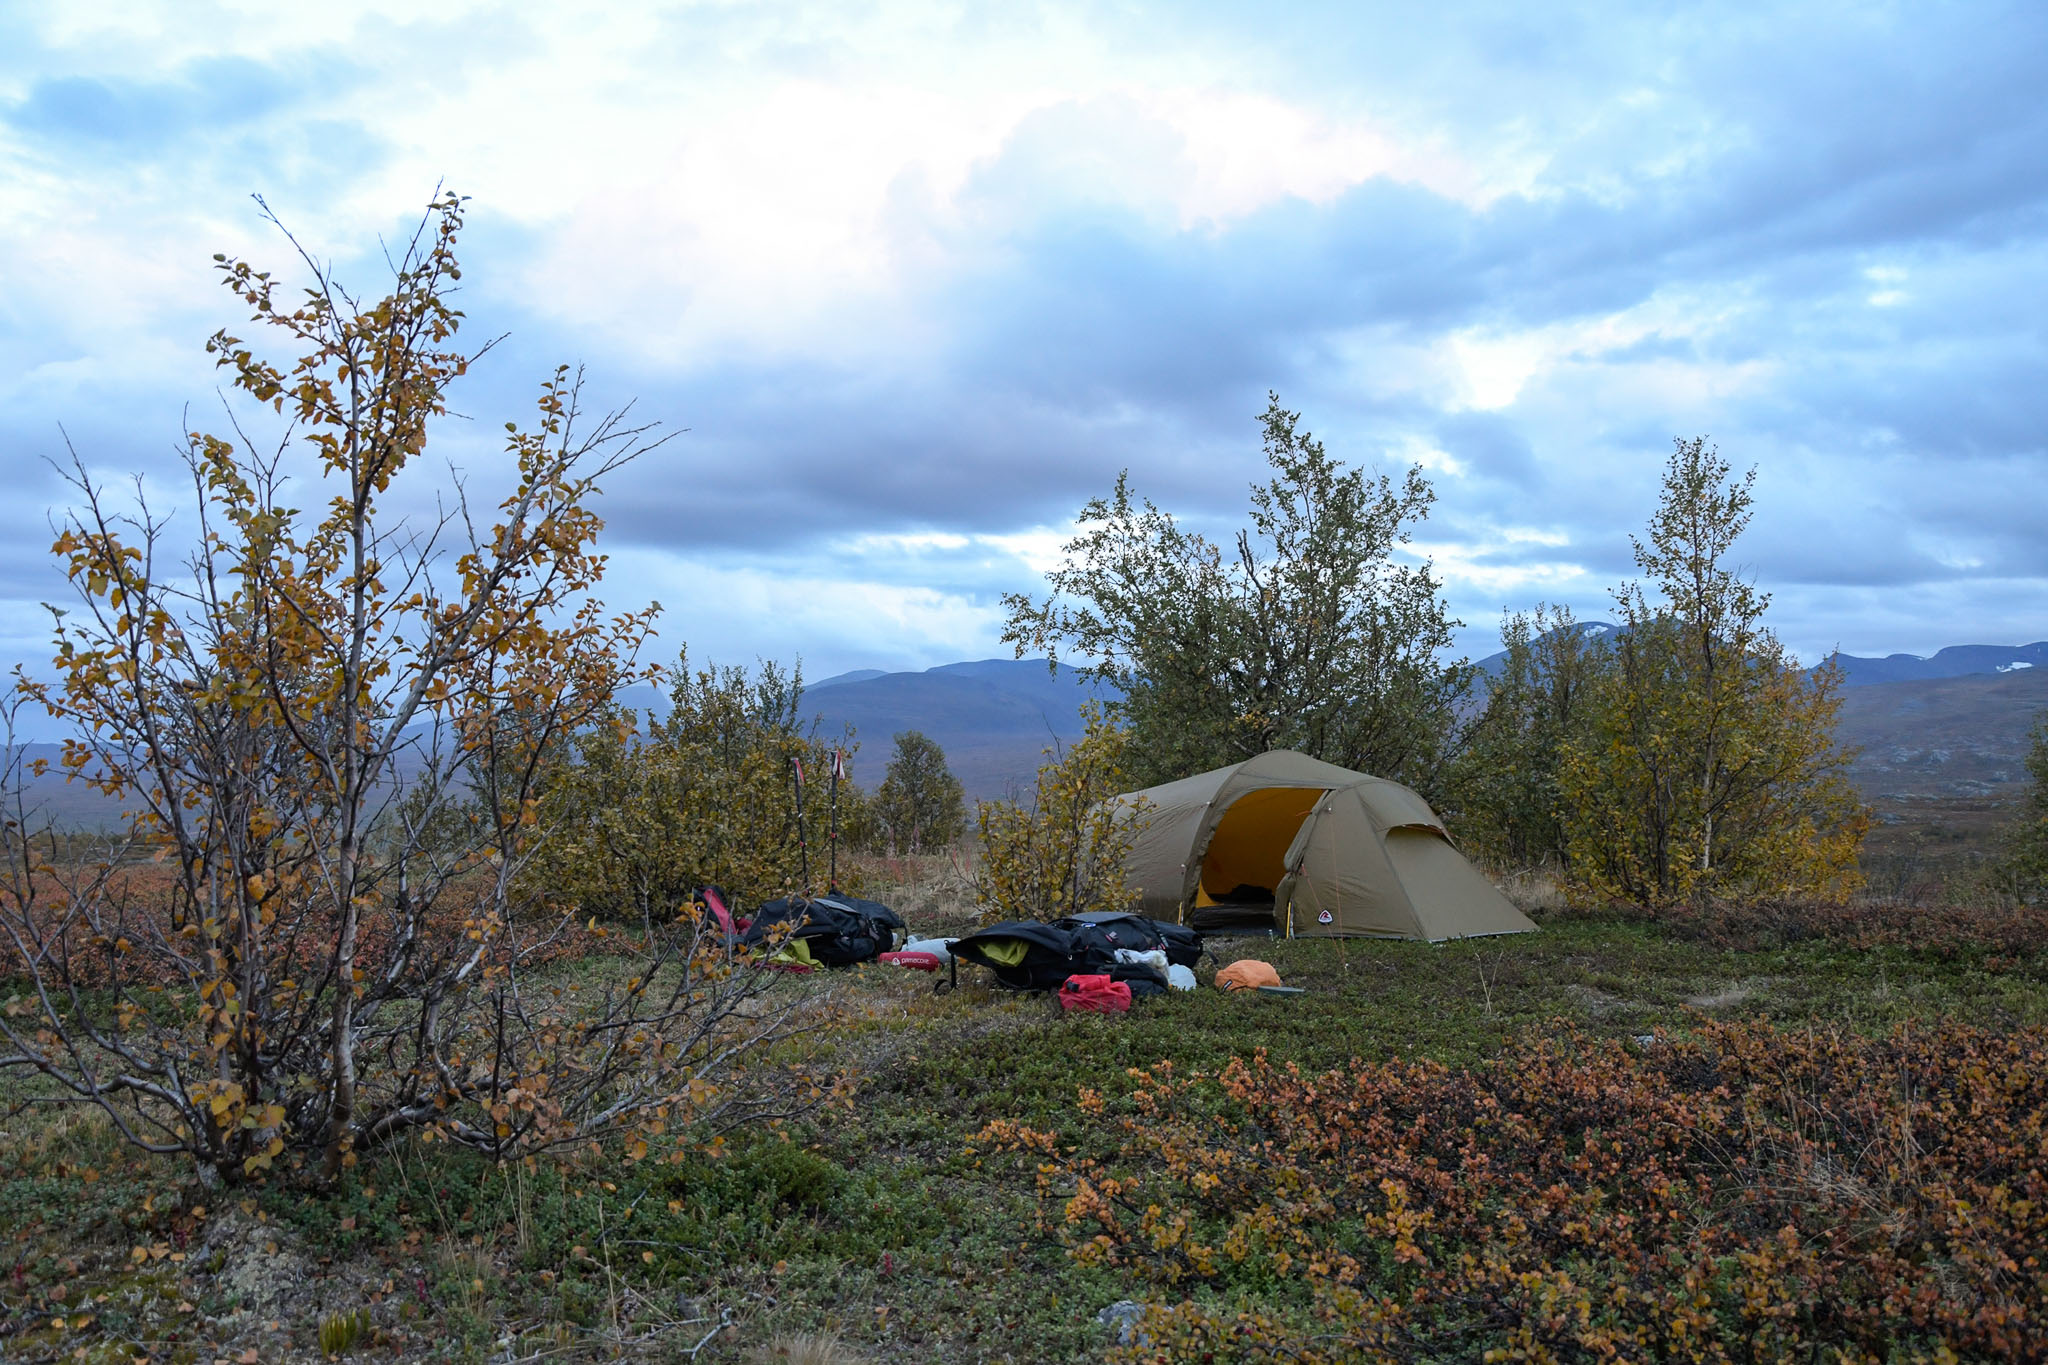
[980,1019,2047,1362]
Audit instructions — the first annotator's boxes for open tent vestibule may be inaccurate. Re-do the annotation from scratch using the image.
[1113,750,1535,941]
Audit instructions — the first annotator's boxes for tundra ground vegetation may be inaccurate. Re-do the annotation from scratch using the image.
[985,1017,2043,1362]
[6,886,2046,1361]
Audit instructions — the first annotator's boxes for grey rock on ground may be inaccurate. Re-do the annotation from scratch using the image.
[1097,1299,1149,1346]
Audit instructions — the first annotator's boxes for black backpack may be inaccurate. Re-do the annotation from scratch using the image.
[815,894,905,947]
[740,894,903,967]
[1054,913,1204,969]
[953,917,1198,995]
[951,921,1089,991]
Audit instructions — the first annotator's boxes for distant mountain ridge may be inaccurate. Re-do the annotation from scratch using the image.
[1833,666,2048,799]
[1471,621,1621,680]
[795,659,1118,802]
[1474,628,2048,690]
[805,643,2048,804]
[809,668,888,688]
[1822,642,2048,687]
[15,637,2045,826]
[1463,631,2048,802]
[475,660,1119,804]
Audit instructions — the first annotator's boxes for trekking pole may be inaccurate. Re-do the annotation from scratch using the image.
[827,747,846,892]
[791,755,810,896]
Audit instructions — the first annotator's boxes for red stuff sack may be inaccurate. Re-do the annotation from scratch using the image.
[1059,973,1132,1014]
[877,950,943,973]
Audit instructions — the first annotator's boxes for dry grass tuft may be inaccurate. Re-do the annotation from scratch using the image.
[845,849,979,934]
[1498,865,1571,915]
[742,1329,868,1365]
[1682,978,1770,1009]
[1,1097,127,1170]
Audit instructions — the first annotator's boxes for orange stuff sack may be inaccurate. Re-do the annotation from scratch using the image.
[1215,959,1282,991]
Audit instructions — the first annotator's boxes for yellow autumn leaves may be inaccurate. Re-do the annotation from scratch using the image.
[973,702,1150,924]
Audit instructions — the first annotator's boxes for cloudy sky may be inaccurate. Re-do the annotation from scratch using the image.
[3,0,2043,709]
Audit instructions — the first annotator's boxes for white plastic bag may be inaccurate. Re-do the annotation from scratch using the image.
[1166,963,1197,991]
[1113,947,1168,972]
[901,936,954,963]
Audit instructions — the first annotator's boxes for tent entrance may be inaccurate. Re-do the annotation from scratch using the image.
[1189,786,1325,929]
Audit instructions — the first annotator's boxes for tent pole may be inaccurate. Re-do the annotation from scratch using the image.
[791,756,810,896]
[827,748,842,892]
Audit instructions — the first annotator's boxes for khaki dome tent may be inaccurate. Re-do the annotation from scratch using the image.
[1113,750,1534,941]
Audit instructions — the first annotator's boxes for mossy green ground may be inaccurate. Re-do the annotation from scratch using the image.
[5,916,2045,1362]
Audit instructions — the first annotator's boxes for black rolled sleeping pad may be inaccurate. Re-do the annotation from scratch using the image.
[1112,962,1170,997]
[1053,912,1204,969]
[951,920,1092,991]
[738,893,903,966]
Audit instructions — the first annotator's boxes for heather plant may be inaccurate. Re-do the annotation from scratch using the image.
[980,1018,2048,1363]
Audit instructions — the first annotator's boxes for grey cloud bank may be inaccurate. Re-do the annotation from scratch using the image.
[0,0,2041,690]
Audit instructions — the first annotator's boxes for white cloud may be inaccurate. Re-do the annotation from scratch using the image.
[972,528,1071,577]
[5,0,2045,686]
[54,8,1472,366]
[1498,526,1571,547]
[1128,86,1504,226]
[1433,284,1773,414]
[1865,264,1909,308]
[1446,331,1549,411]
[503,67,1492,363]
[611,546,1006,674]
[1408,538,1592,596]
[1389,434,1468,478]
[841,531,973,555]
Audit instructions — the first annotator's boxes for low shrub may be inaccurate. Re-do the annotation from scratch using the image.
[973,703,1147,927]
[979,1019,2048,1362]
[530,653,870,920]
[1663,895,2048,962]
[0,865,620,988]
